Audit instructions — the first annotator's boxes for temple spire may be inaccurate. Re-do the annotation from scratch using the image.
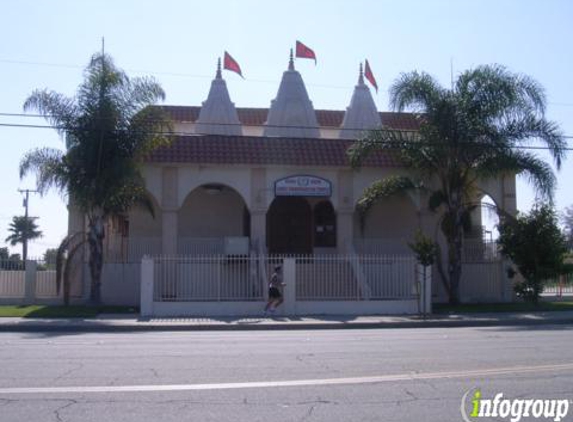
[216,57,222,79]
[288,48,295,71]
[196,58,242,136]
[263,49,319,138]
[340,63,381,139]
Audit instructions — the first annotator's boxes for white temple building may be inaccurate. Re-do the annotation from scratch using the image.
[65,52,517,311]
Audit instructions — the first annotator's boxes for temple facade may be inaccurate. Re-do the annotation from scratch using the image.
[68,54,516,263]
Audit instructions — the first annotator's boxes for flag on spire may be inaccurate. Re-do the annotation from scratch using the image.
[295,40,317,64]
[223,51,244,78]
[364,59,378,93]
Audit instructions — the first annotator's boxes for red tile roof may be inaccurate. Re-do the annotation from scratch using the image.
[146,135,401,168]
[158,105,420,131]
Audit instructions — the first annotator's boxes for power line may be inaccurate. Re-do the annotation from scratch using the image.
[4,57,573,101]
[0,58,352,90]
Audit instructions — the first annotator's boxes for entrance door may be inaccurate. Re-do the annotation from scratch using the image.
[267,197,312,254]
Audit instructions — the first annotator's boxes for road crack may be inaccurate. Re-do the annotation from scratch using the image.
[53,399,78,422]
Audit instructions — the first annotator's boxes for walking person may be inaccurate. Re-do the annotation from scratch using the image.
[264,265,285,316]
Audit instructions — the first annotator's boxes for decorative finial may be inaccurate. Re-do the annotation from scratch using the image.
[289,48,294,70]
[359,62,364,85]
[216,57,222,79]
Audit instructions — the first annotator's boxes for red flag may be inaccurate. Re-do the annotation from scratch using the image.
[223,51,244,78]
[295,40,317,64]
[364,59,378,93]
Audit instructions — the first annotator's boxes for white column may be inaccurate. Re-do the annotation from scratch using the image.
[250,210,267,252]
[140,257,154,317]
[161,167,179,255]
[337,170,355,253]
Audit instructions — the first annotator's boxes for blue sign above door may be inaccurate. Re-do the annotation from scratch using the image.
[275,175,332,197]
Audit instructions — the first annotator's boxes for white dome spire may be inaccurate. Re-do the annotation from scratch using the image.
[195,58,242,136]
[263,49,320,138]
[340,63,381,139]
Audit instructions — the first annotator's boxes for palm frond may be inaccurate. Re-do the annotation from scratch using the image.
[390,71,445,112]
[495,116,566,169]
[457,64,546,125]
[19,147,67,195]
[56,232,86,305]
[23,90,78,139]
[126,77,166,113]
[347,128,416,169]
[476,150,556,200]
[357,176,417,214]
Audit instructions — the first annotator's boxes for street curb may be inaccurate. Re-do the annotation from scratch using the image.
[1,316,572,333]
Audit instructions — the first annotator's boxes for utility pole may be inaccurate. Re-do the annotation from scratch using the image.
[18,189,38,262]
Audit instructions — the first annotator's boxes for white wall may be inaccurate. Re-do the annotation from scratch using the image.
[178,187,247,237]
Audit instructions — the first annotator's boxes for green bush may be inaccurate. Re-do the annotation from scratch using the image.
[498,204,568,303]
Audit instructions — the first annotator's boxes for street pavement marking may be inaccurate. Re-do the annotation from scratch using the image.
[1,362,572,395]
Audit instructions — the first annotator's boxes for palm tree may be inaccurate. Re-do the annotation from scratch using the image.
[348,65,566,304]
[5,216,42,262]
[20,52,171,304]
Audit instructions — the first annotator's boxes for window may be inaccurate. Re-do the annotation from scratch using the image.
[314,201,336,248]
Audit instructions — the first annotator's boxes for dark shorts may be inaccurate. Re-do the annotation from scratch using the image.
[269,287,282,299]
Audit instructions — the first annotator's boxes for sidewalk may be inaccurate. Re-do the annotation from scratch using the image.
[1,310,573,332]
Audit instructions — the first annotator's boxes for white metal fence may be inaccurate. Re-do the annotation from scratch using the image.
[543,273,573,297]
[150,254,417,303]
[0,260,61,304]
[141,254,426,317]
[153,255,267,302]
[0,261,25,298]
[295,255,417,301]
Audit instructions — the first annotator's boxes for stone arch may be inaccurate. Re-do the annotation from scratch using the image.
[471,190,501,241]
[178,184,250,253]
[128,191,163,237]
[177,169,251,211]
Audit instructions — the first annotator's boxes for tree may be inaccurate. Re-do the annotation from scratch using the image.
[20,52,171,304]
[562,205,573,247]
[5,216,42,262]
[497,204,568,302]
[348,65,566,304]
[0,247,8,261]
[43,248,58,269]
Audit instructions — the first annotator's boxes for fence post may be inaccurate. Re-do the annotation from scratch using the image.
[140,257,154,317]
[24,260,37,305]
[283,258,296,316]
[417,264,432,316]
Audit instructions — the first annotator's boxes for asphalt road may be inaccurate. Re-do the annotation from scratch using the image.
[0,325,572,421]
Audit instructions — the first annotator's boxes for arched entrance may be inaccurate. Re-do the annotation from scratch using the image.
[178,184,250,254]
[267,197,312,254]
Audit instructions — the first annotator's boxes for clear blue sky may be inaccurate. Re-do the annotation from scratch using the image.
[1,0,572,257]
